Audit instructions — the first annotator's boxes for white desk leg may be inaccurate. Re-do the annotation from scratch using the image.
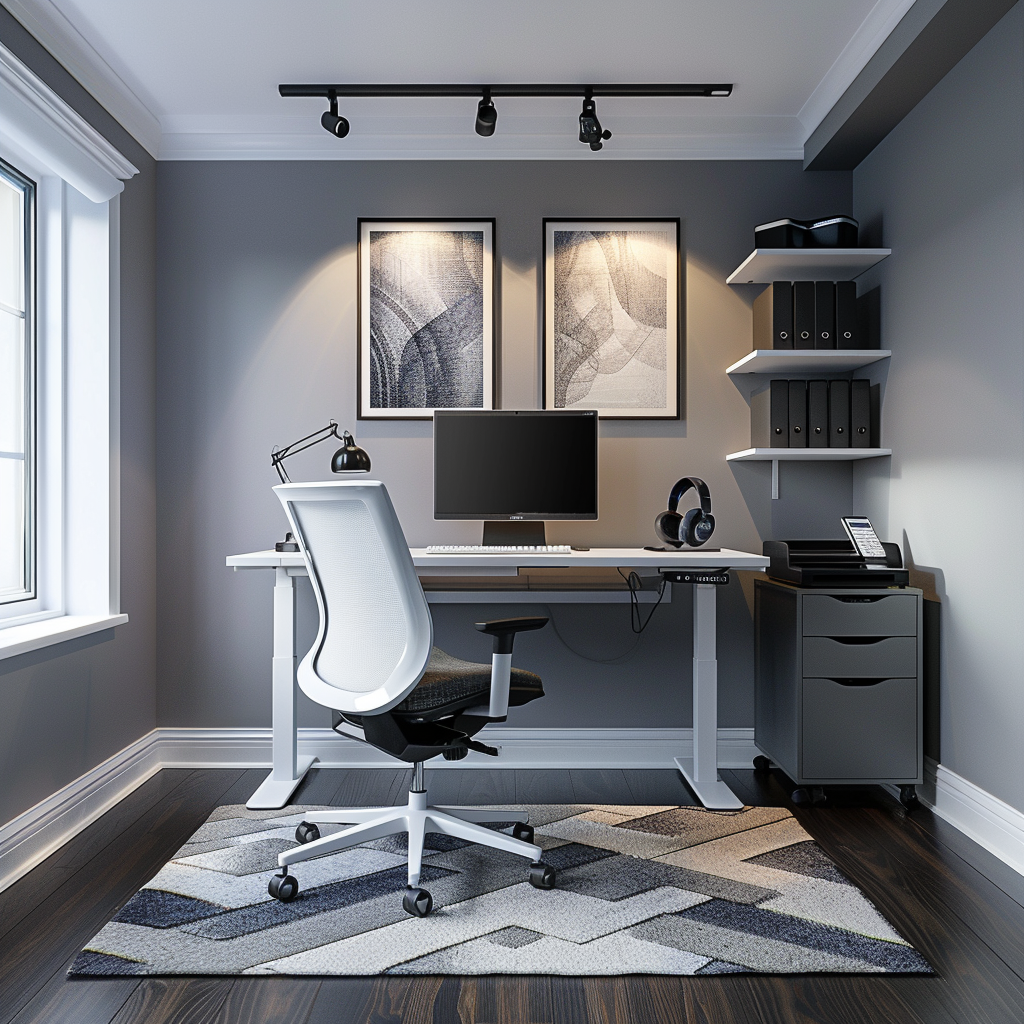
[246,567,317,809]
[675,582,743,809]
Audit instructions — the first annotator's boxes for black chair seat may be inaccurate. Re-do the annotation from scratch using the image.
[393,646,543,716]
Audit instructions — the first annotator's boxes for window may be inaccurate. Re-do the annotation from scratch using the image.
[0,159,34,607]
[0,40,137,653]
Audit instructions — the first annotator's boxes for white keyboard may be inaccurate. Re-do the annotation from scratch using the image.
[424,544,573,554]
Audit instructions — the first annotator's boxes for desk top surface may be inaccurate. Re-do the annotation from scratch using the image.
[227,547,769,570]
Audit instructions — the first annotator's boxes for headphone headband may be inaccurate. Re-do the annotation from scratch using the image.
[668,476,712,515]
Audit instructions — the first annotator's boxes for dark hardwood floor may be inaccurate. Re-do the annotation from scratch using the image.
[2,765,1022,1024]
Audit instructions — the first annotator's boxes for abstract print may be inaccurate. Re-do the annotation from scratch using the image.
[361,223,492,418]
[546,222,679,418]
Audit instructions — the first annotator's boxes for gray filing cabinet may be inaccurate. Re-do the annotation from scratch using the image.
[754,578,923,805]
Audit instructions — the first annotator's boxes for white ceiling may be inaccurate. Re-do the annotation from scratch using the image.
[6,0,918,160]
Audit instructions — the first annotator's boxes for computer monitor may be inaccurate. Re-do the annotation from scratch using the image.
[433,410,598,545]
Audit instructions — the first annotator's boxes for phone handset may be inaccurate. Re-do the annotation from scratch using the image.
[841,516,887,560]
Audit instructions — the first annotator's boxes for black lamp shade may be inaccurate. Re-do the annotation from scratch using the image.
[332,432,371,473]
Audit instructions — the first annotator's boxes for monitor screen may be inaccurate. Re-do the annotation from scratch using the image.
[433,410,598,521]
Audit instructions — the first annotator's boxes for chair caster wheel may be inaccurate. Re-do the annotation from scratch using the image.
[512,822,535,844]
[529,862,556,889]
[295,822,320,844]
[899,785,920,811]
[268,873,299,902]
[752,755,771,772]
[403,887,433,917]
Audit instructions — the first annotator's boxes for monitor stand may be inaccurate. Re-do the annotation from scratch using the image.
[482,520,546,546]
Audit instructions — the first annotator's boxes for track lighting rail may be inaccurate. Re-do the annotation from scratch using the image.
[280,83,732,149]
[279,83,732,98]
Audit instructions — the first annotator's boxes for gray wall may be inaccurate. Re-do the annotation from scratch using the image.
[853,3,1024,810]
[0,8,157,824]
[156,160,853,730]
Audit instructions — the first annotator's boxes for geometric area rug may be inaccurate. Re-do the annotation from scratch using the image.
[70,804,933,977]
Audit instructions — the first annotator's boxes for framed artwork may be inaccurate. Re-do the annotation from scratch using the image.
[358,219,495,419]
[543,219,681,419]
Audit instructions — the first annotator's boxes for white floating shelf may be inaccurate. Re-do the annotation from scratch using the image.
[726,349,891,374]
[727,447,892,500]
[726,248,891,285]
[727,448,892,462]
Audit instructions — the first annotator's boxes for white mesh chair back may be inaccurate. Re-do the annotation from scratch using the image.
[273,480,433,715]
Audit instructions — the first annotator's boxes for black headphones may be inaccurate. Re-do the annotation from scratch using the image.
[655,477,716,548]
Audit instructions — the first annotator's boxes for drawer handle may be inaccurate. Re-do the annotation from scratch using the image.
[827,636,887,645]
[827,677,887,687]
[832,596,886,604]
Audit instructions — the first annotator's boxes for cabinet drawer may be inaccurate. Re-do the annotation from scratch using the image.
[803,636,918,678]
[802,677,918,780]
[802,594,917,637]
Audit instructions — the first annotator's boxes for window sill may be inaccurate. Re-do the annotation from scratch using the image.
[0,614,129,661]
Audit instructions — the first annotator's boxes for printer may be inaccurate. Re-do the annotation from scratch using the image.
[764,539,910,588]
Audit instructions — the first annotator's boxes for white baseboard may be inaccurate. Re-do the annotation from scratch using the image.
[0,731,162,895]
[0,726,755,893]
[6,727,1023,900]
[916,757,1024,877]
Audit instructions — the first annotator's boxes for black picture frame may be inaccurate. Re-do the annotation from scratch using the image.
[358,219,496,420]
[543,219,681,419]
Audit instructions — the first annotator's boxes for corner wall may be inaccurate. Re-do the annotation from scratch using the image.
[0,8,157,825]
[853,3,1024,811]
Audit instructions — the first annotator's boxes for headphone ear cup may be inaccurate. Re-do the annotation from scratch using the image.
[683,510,715,547]
[655,510,684,547]
[680,508,701,546]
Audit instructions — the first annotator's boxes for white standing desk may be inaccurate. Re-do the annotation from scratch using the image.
[227,546,769,811]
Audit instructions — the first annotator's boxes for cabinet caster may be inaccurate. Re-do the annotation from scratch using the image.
[268,872,299,902]
[899,785,920,811]
[403,886,433,917]
[752,755,771,772]
[295,822,320,844]
[792,786,826,806]
[529,861,556,889]
[512,822,535,844]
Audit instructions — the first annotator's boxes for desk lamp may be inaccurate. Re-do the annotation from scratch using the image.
[271,420,370,483]
[271,421,371,551]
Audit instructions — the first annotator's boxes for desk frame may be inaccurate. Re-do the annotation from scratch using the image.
[227,547,768,811]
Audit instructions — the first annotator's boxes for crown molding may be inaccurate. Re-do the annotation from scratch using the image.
[798,0,918,139]
[2,0,161,157]
[0,41,137,200]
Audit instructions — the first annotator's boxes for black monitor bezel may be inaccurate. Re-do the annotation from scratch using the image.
[432,409,599,522]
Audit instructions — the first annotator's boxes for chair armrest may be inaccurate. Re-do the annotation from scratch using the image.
[474,617,548,718]
[475,616,548,654]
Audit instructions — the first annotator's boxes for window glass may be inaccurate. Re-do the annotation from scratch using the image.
[0,163,32,603]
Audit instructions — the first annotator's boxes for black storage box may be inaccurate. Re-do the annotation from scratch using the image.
[754,219,811,248]
[807,216,858,247]
[755,216,859,249]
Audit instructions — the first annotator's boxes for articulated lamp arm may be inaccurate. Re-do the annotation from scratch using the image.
[270,420,370,483]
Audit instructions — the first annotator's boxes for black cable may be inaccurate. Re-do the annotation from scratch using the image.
[544,607,643,664]
[617,568,668,634]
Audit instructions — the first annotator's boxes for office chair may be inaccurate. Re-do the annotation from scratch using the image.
[268,480,555,917]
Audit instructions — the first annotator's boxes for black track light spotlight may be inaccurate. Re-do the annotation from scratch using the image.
[320,92,350,138]
[579,95,611,151]
[475,90,497,137]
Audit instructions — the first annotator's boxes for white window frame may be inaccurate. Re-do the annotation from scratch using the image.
[0,42,136,658]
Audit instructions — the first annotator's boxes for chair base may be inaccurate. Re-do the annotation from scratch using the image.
[276,789,543,890]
